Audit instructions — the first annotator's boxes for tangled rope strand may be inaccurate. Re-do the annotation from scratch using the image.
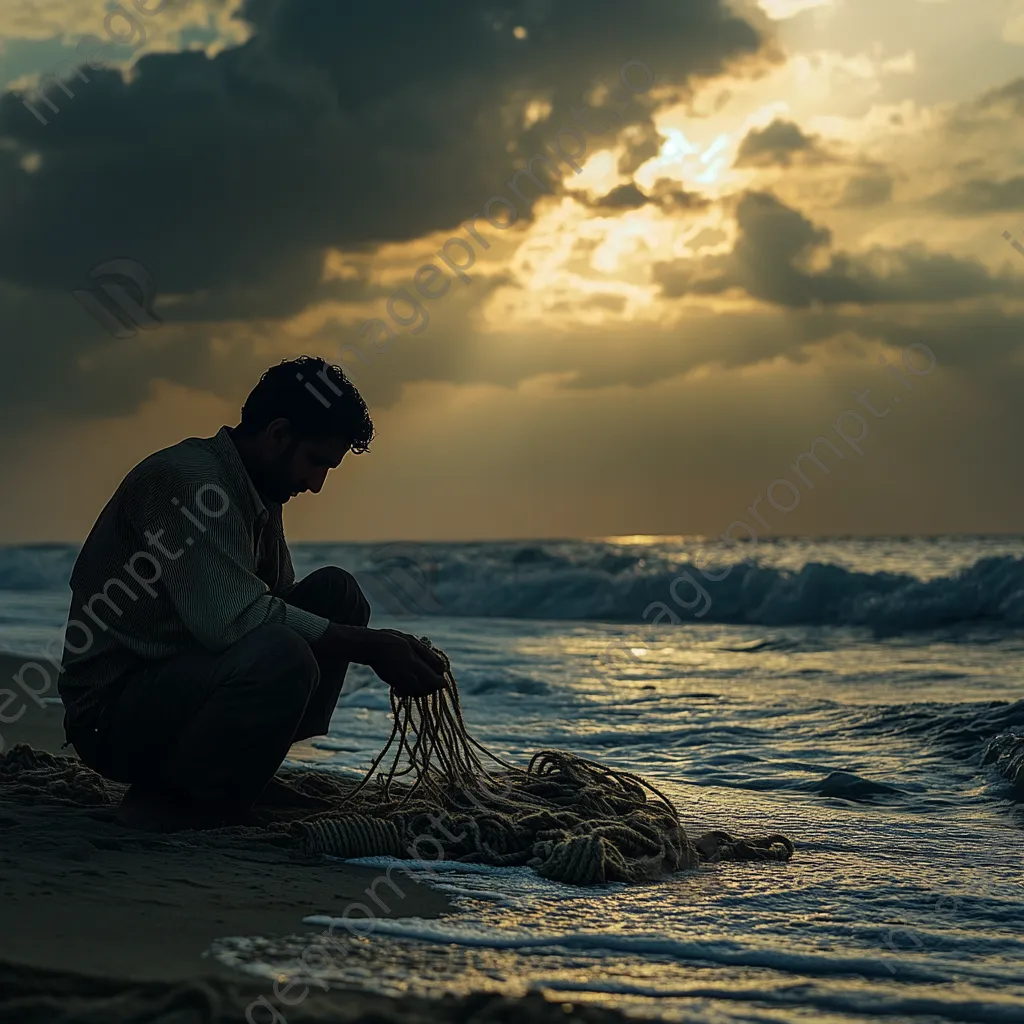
[292,640,796,884]
[351,646,525,806]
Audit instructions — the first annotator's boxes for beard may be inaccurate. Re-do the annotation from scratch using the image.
[253,449,297,505]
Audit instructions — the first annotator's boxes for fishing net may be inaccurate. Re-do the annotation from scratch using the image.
[0,641,795,885]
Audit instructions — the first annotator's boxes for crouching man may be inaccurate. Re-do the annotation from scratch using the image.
[60,356,446,829]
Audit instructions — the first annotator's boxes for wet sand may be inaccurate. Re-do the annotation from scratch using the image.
[0,654,456,1014]
[0,957,643,1024]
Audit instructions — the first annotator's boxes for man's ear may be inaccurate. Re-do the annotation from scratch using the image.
[264,418,293,451]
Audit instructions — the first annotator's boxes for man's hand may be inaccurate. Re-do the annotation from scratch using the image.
[311,623,448,697]
[364,629,448,697]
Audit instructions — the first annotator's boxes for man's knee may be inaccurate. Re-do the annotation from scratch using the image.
[346,571,371,627]
[229,625,319,701]
[301,566,370,627]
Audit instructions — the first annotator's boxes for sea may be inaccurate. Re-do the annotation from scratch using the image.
[3,535,1023,1024]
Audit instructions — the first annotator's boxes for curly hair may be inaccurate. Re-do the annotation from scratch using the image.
[239,356,374,453]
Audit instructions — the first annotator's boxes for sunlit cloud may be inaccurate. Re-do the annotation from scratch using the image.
[1004,0,1024,45]
[0,0,249,54]
[567,149,623,199]
[757,0,836,20]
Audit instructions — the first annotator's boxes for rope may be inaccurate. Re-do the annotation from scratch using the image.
[280,640,795,884]
[0,640,796,885]
[294,813,406,858]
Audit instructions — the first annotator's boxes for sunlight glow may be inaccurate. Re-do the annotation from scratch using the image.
[700,134,731,165]
[523,98,552,129]
[660,128,700,162]
[600,535,676,545]
[641,126,736,192]
[569,150,621,197]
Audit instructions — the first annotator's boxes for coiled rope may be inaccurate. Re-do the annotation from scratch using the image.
[285,641,796,884]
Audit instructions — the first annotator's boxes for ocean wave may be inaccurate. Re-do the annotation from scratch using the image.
[846,699,1024,801]
[5,541,1024,631]
[329,544,1024,630]
[382,551,1024,632]
[299,916,961,985]
[982,732,1024,801]
[850,700,1024,751]
[534,978,1024,1024]
[0,545,78,591]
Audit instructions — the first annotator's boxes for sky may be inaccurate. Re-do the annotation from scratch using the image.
[0,0,1022,542]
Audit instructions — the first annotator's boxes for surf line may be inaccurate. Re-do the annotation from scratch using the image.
[602,341,939,668]
[243,782,516,1024]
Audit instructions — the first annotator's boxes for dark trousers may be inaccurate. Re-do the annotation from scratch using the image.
[74,567,369,813]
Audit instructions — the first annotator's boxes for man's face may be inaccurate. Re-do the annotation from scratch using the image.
[260,426,351,503]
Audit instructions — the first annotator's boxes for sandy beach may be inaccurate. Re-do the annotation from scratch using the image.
[0,653,486,1022]
[0,657,451,975]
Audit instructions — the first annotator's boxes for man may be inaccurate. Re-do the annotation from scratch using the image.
[59,355,446,829]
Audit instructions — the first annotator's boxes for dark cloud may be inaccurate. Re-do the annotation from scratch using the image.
[838,173,893,208]
[593,178,712,211]
[616,122,664,176]
[654,191,1021,308]
[592,181,707,211]
[929,175,1024,214]
[0,0,763,294]
[734,118,827,168]
[651,180,710,211]
[595,183,650,209]
[948,75,1024,138]
[975,76,1024,117]
[926,74,1024,215]
[0,0,766,423]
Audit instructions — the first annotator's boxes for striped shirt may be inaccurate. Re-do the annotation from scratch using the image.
[59,426,330,727]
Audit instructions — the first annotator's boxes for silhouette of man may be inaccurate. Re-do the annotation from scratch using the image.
[60,356,446,828]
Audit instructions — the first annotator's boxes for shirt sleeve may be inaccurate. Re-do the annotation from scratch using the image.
[130,468,329,650]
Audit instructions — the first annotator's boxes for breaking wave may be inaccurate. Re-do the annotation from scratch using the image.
[846,699,1024,801]
[983,732,1024,800]
[346,545,1024,632]
[3,540,1024,632]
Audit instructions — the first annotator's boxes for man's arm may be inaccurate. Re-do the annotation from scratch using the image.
[134,471,329,650]
[134,468,446,695]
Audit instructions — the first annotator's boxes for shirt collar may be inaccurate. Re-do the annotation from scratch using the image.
[210,425,268,521]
